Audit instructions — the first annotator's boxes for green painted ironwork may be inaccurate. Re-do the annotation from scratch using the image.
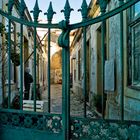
[119,0,124,121]
[7,0,14,109]
[44,2,56,113]
[78,0,89,118]
[61,0,73,22]
[31,0,42,112]
[70,117,140,140]
[58,20,70,139]
[19,0,26,110]
[58,0,73,139]
[0,0,138,29]
[0,0,140,140]
[98,0,107,119]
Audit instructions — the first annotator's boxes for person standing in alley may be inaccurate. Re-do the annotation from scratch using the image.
[24,67,33,100]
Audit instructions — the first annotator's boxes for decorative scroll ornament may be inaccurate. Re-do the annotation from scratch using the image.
[78,0,88,21]
[44,2,56,23]
[58,20,69,48]
[8,0,14,13]
[31,0,42,22]
[71,119,140,139]
[19,0,26,17]
[0,111,63,133]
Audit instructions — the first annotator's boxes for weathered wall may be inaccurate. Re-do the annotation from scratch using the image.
[71,40,83,98]
[107,0,121,119]
[51,50,62,84]
[107,0,140,120]
[90,23,102,96]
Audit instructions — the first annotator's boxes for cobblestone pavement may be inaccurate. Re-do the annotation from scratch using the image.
[42,84,62,114]
[42,84,100,118]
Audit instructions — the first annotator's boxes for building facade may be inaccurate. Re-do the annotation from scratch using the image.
[70,0,140,120]
[0,0,47,106]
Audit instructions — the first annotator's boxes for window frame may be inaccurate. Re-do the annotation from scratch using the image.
[128,2,140,87]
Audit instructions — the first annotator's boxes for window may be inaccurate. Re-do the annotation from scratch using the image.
[132,23,140,85]
[133,2,140,18]
[128,2,140,86]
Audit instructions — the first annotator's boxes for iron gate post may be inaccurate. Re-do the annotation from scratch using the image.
[58,21,71,139]
[58,0,73,139]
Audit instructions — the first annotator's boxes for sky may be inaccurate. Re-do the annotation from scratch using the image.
[24,0,91,24]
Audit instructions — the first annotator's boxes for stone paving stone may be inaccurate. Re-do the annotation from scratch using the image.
[42,84,100,118]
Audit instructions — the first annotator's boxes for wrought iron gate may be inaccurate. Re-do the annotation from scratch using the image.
[0,0,140,140]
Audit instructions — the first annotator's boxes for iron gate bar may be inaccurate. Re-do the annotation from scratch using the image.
[19,15,24,110]
[7,12,11,109]
[19,0,26,110]
[33,25,37,112]
[101,16,106,119]
[119,0,124,121]
[83,26,87,118]
[7,0,14,109]
[101,17,106,119]
[0,0,138,29]
[78,0,88,118]
[98,0,107,119]
[44,1,56,113]
[47,27,51,113]
[31,0,42,112]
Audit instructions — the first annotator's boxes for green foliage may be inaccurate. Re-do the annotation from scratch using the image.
[0,23,6,34]
[11,52,20,66]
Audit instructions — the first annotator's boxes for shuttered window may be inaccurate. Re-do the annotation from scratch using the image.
[128,2,140,86]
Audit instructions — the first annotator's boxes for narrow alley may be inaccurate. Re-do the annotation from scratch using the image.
[42,84,100,118]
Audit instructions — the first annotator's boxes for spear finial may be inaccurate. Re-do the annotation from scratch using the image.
[78,0,88,21]
[44,2,56,23]
[61,0,74,22]
[98,0,108,14]
[8,0,14,14]
[31,0,42,22]
[19,0,26,17]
